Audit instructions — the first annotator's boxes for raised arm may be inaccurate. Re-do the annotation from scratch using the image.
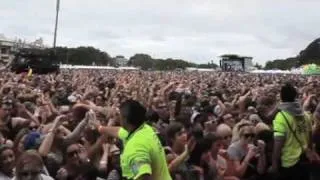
[38,115,65,156]
[98,143,110,172]
[167,138,196,172]
[74,103,109,117]
[86,110,121,139]
[238,91,251,113]
[96,125,121,139]
[232,149,256,177]
[43,95,59,115]
[303,94,316,112]
[16,103,40,125]
[63,114,89,145]
[256,140,267,174]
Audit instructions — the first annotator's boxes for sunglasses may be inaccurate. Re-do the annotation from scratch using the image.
[243,133,255,138]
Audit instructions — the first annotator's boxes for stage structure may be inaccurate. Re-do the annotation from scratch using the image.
[219,54,253,72]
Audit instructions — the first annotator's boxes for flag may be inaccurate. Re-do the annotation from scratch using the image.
[27,68,33,77]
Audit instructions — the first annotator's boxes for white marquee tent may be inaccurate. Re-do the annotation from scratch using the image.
[59,64,139,70]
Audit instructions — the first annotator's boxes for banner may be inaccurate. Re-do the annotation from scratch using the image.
[27,68,33,77]
[303,64,320,75]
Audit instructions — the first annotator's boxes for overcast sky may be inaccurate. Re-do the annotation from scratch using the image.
[1,0,320,65]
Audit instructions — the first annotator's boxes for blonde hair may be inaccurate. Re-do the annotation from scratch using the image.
[232,120,254,142]
[16,150,43,177]
[238,124,255,137]
[255,122,270,134]
[216,123,232,136]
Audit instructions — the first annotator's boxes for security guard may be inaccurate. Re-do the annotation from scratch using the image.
[93,100,172,180]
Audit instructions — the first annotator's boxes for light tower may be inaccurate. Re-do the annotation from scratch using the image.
[53,0,60,49]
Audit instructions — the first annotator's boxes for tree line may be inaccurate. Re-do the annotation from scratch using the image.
[41,47,218,70]
[44,46,114,66]
[264,38,320,70]
[128,54,217,70]
[39,36,320,71]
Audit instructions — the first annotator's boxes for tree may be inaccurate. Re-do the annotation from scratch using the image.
[128,54,154,70]
[31,46,219,70]
[127,54,196,70]
[263,37,320,69]
[43,46,114,65]
[265,58,299,70]
[298,38,320,65]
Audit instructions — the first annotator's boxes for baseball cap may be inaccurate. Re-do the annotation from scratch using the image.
[24,132,45,150]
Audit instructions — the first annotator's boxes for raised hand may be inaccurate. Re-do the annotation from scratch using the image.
[56,167,68,180]
[246,144,257,160]
[257,140,266,151]
[86,110,100,129]
[53,115,67,129]
[185,136,196,154]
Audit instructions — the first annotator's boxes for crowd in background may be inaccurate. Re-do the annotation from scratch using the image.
[0,69,319,180]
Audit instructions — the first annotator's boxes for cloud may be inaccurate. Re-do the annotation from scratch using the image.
[1,0,320,65]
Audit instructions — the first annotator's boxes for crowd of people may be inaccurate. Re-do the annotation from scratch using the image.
[0,69,319,180]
